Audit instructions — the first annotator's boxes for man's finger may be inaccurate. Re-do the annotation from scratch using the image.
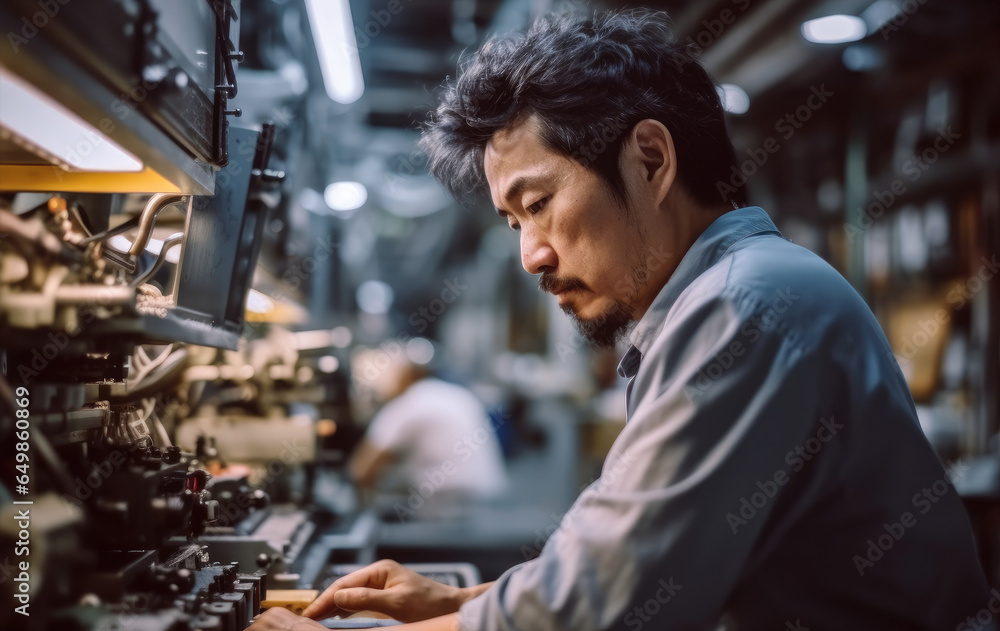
[303,566,390,619]
[302,595,351,620]
[333,587,393,613]
[301,597,328,619]
[332,565,391,591]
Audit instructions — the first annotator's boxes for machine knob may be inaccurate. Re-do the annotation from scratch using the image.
[204,499,219,522]
[163,446,182,464]
[251,489,268,510]
[189,613,222,631]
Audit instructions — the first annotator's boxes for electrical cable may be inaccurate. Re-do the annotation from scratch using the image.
[79,214,142,244]
[131,344,175,385]
[112,348,190,403]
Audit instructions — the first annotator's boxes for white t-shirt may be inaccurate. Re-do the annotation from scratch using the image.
[366,378,507,500]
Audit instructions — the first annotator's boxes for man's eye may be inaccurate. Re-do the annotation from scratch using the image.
[508,220,520,232]
[526,197,549,214]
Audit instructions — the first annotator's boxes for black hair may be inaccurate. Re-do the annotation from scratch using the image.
[420,10,745,209]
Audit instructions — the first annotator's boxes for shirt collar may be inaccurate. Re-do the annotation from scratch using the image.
[616,206,782,378]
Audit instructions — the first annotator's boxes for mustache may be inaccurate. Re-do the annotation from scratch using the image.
[538,273,588,295]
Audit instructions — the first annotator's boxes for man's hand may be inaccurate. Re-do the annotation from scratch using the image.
[302,560,471,623]
[248,606,327,630]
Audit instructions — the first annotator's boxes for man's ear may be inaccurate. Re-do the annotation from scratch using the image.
[627,119,677,205]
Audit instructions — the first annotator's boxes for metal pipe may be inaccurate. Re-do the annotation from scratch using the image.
[131,232,185,287]
[128,193,187,256]
[54,284,134,304]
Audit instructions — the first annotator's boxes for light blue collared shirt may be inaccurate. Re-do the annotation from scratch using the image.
[460,207,993,631]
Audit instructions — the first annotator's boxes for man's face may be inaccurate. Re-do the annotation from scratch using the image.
[484,116,658,348]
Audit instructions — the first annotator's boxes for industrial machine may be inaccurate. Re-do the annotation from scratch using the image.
[0,1,285,629]
[0,3,484,629]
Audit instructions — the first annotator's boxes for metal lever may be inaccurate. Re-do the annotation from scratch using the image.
[130,232,184,287]
[128,193,187,257]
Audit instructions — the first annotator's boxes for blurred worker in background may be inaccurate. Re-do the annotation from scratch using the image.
[251,9,994,631]
[349,352,507,521]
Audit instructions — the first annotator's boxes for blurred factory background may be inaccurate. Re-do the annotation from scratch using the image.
[0,0,998,629]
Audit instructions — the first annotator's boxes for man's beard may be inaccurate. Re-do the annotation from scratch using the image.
[563,299,634,349]
[540,255,647,350]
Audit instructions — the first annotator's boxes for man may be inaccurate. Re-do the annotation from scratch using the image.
[252,11,994,631]
[349,354,506,518]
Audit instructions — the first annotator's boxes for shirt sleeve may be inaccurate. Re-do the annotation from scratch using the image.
[365,395,415,453]
[459,286,838,631]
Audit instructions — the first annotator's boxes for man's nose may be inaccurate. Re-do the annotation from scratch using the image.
[520,225,557,275]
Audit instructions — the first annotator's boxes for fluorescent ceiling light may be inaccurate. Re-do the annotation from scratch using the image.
[842,45,884,72]
[717,84,750,115]
[325,181,367,211]
[294,330,333,350]
[304,0,365,104]
[860,0,903,33]
[0,68,143,172]
[356,280,393,315]
[293,327,353,350]
[330,326,353,348]
[406,337,435,365]
[318,355,340,373]
[382,175,450,218]
[801,15,867,44]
